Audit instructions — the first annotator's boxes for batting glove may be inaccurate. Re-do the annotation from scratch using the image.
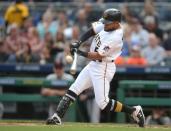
[71,41,82,49]
[70,47,77,56]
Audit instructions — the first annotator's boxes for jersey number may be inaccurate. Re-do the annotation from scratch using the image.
[94,34,101,52]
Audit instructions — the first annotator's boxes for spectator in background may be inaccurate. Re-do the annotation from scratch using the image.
[43,32,54,56]
[162,33,171,66]
[129,17,149,48]
[72,25,80,41]
[27,27,44,55]
[140,0,159,22]
[162,33,171,57]
[120,3,134,23]
[58,11,69,30]
[146,108,171,125]
[4,0,29,27]
[57,11,72,41]
[75,9,88,33]
[126,45,147,66]
[37,9,58,39]
[64,25,80,41]
[22,17,34,35]
[142,33,166,66]
[122,23,132,56]
[0,16,5,28]
[17,43,39,63]
[7,42,39,63]
[5,24,26,55]
[41,61,74,117]
[0,18,8,62]
[53,30,65,52]
[40,46,52,64]
[83,2,94,27]
[115,56,126,66]
[144,16,163,41]
[0,38,8,62]
[43,32,58,63]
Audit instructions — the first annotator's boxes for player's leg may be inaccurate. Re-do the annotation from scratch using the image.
[90,64,145,127]
[46,65,93,125]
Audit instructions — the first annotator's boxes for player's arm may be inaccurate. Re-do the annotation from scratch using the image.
[77,50,104,60]
[72,27,96,48]
[72,21,103,48]
[80,27,96,42]
[41,88,66,96]
[76,40,113,60]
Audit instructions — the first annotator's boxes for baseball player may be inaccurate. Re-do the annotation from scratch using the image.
[46,8,145,127]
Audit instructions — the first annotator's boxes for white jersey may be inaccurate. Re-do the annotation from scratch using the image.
[70,21,124,110]
[91,21,123,61]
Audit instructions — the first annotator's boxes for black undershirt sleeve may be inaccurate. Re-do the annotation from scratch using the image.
[79,27,96,43]
[76,27,96,57]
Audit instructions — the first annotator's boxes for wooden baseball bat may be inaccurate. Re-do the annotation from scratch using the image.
[70,52,78,75]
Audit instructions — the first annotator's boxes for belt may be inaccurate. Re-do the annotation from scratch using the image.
[93,60,114,63]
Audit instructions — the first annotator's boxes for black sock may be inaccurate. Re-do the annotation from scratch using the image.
[102,100,112,112]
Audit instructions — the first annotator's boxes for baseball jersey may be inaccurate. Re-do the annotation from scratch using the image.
[91,21,123,61]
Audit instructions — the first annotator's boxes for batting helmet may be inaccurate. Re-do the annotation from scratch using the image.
[99,8,121,24]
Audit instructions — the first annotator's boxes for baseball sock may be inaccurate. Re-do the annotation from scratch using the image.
[103,99,135,114]
[112,100,135,114]
[56,90,77,118]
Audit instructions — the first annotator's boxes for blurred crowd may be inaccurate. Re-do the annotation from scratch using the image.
[0,0,171,67]
[2,0,171,3]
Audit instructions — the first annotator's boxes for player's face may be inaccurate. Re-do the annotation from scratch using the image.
[104,22,119,31]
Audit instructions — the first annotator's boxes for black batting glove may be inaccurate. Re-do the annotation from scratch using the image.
[70,47,77,56]
[71,41,82,49]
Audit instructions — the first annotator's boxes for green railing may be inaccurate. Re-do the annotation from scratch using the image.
[0,77,76,121]
[116,80,171,123]
[0,77,74,87]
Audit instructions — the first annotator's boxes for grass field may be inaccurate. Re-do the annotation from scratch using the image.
[0,121,171,131]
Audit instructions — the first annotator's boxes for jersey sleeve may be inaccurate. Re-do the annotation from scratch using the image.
[91,21,104,34]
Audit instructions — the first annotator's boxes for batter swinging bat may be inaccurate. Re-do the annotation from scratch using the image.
[70,52,78,75]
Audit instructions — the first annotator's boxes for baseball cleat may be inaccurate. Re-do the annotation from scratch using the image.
[131,105,145,127]
[46,113,62,125]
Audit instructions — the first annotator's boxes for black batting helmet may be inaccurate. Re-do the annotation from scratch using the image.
[99,8,121,24]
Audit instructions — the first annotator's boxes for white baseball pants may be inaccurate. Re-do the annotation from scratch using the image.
[69,61,116,110]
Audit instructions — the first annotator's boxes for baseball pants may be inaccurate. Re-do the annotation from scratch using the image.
[69,61,116,110]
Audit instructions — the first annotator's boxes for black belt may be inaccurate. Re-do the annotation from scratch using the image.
[93,60,114,62]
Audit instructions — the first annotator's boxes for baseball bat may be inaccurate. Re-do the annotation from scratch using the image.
[70,52,78,75]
